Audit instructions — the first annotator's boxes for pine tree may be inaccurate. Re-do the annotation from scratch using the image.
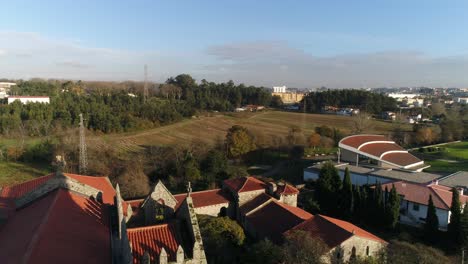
[386,184,400,230]
[448,188,462,245]
[424,195,439,242]
[352,185,362,224]
[339,167,353,220]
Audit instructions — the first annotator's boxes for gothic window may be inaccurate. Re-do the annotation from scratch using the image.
[366,246,370,256]
[351,246,356,259]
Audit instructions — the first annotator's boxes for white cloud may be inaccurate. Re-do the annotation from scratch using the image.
[0,49,6,56]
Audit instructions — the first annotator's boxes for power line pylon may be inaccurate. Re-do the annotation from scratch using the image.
[79,113,88,175]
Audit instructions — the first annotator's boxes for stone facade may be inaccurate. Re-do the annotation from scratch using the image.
[193,203,229,217]
[142,181,179,225]
[327,235,386,264]
[279,193,298,207]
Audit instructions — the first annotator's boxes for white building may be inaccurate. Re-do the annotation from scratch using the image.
[380,181,468,230]
[454,97,468,104]
[388,93,420,100]
[272,86,287,93]
[0,82,16,99]
[7,96,50,104]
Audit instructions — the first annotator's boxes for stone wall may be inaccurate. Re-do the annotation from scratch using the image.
[280,194,298,207]
[327,236,386,264]
[194,203,229,217]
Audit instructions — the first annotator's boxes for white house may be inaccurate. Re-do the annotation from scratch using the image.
[7,96,50,104]
[380,181,468,230]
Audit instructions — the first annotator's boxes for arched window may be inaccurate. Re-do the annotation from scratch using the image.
[366,246,370,256]
[337,251,341,259]
[351,246,356,259]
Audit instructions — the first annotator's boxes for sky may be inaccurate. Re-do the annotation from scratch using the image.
[2,0,468,88]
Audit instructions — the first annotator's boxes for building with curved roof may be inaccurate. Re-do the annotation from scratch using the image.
[338,134,429,172]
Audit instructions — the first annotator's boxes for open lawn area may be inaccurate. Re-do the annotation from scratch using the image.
[0,162,51,187]
[414,141,468,173]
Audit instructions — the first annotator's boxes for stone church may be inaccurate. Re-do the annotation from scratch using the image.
[0,168,386,263]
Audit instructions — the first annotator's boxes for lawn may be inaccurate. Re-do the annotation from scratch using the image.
[0,162,51,187]
[414,141,468,173]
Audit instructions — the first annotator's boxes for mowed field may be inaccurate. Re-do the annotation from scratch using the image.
[415,141,468,173]
[93,111,405,153]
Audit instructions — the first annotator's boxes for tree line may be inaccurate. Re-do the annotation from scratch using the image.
[302,89,398,114]
[0,75,273,136]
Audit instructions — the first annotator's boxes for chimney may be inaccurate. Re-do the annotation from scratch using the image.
[458,187,464,196]
[268,182,277,195]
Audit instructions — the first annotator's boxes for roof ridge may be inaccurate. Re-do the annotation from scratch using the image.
[317,214,386,243]
[238,177,251,192]
[21,190,61,263]
[127,223,170,232]
[429,186,452,209]
[272,199,310,219]
[173,188,222,196]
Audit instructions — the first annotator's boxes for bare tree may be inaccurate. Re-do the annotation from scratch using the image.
[351,112,373,134]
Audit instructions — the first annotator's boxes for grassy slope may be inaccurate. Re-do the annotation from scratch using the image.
[0,162,51,187]
[94,111,405,152]
[418,141,468,173]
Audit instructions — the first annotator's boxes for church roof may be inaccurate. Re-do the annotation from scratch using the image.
[245,199,312,243]
[127,223,181,264]
[224,176,267,193]
[0,189,111,264]
[289,214,386,248]
[276,184,299,195]
[173,189,229,210]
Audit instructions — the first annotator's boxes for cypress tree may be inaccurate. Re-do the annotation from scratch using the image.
[424,195,439,242]
[317,162,342,216]
[448,188,462,245]
[340,167,353,220]
[352,185,361,224]
[386,184,400,230]
[461,203,468,247]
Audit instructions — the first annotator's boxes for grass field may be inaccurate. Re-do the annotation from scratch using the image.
[414,141,468,173]
[0,162,51,187]
[92,111,407,153]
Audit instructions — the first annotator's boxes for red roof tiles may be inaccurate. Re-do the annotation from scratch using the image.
[240,193,272,215]
[381,181,468,210]
[381,152,422,167]
[0,174,53,199]
[0,189,111,264]
[359,142,405,157]
[245,200,312,243]
[276,184,299,195]
[340,135,389,148]
[127,223,181,264]
[173,189,230,211]
[290,214,386,248]
[224,176,267,193]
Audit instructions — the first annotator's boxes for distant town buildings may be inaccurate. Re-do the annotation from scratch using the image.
[7,96,50,104]
[0,82,16,99]
[271,85,305,104]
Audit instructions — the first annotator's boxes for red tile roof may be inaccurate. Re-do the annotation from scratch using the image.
[173,189,230,211]
[276,184,299,195]
[380,181,468,210]
[224,176,267,193]
[0,189,111,264]
[0,174,53,199]
[127,223,181,264]
[381,152,422,167]
[359,142,405,157]
[290,214,386,248]
[239,193,272,215]
[339,134,423,168]
[340,135,389,148]
[245,200,312,243]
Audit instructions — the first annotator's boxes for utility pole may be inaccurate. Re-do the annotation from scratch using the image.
[79,113,88,175]
[143,64,148,103]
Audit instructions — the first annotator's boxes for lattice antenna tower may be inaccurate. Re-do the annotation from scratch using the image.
[79,113,88,175]
[144,64,149,103]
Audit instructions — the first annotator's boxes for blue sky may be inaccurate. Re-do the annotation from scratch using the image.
[2,0,468,87]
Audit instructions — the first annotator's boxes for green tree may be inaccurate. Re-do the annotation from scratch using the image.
[317,162,342,216]
[198,215,245,264]
[339,167,353,220]
[242,239,283,264]
[448,188,462,245]
[386,184,400,230]
[225,125,256,158]
[282,230,329,264]
[424,195,439,242]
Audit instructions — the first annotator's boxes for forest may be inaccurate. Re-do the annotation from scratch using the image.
[0,74,273,135]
